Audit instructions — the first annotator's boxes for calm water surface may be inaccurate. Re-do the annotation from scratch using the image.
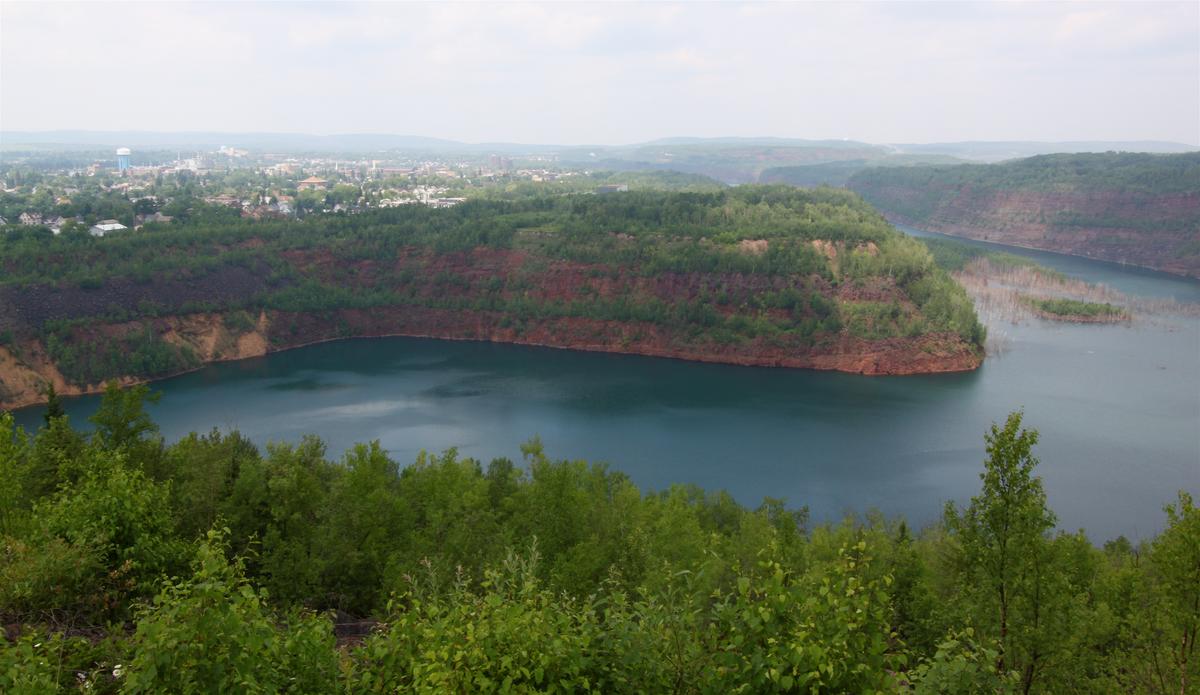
[14,230,1200,541]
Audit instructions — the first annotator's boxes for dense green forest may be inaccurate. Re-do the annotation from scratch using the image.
[557,141,889,184]
[1,384,1196,693]
[0,186,928,287]
[757,155,965,189]
[1,187,984,386]
[850,152,1200,199]
[847,152,1200,235]
[462,171,726,199]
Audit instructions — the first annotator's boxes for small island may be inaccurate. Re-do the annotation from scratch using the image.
[917,236,1152,334]
[1023,296,1131,323]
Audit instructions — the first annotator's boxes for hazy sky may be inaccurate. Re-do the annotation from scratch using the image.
[2,1,1197,145]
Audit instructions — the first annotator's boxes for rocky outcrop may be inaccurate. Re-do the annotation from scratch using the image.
[159,312,271,362]
[0,312,272,410]
[0,342,138,411]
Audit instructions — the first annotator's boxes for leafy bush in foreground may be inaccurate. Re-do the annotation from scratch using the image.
[1,387,1196,693]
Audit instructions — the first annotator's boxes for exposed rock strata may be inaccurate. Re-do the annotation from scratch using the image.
[0,305,980,411]
[0,243,984,411]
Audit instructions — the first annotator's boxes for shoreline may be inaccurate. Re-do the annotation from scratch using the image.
[2,327,983,413]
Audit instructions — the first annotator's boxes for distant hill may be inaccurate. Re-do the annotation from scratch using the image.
[557,141,893,184]
[636,136,877,148]
[848,152,1200,278]
[757,155,966,188]
[4,130,1196,185]
[888,140,1199,163]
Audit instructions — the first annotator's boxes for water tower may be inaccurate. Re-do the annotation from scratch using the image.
[116,147,132,172]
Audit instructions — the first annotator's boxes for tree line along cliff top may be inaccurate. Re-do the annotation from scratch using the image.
[0,186,984,391]
[849,151,1200,195]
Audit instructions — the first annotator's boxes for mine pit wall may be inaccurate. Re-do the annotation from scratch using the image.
[849,184,1200,279]
[0,306,981,411]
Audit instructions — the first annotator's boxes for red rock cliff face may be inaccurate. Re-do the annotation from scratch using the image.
[264,245,981,376]
[853,184,1200,278]
[0,246,983,410]
[266,306,980,375]
[0,305,981,411]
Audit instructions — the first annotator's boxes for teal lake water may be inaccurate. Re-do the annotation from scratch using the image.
[13,230,1200,541]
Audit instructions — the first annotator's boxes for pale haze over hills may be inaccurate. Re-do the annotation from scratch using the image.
[2,1,1197,146]
[3,131,1196,163]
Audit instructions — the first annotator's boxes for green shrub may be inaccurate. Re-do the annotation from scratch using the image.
[1025,297,1128,319]
[122,529,341,694]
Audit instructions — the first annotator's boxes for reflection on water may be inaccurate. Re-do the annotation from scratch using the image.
[267,378,353,392]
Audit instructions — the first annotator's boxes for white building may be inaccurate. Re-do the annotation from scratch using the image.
[89,220,128,237]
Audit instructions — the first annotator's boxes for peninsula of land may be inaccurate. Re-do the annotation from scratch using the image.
[0,187,985,410]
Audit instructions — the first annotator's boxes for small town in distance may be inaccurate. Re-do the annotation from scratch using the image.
[0,145,605,236]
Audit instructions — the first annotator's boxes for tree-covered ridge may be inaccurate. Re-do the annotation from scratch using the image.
[557,141,889,183]
[757,154,966,189]
[1,186,901,286]
[466,170,727,199]
[847,151,1200,235]
[0,186,984,387]
[1,386,1197,693]
[850,152,1200,197]
[846,153,1200,278]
